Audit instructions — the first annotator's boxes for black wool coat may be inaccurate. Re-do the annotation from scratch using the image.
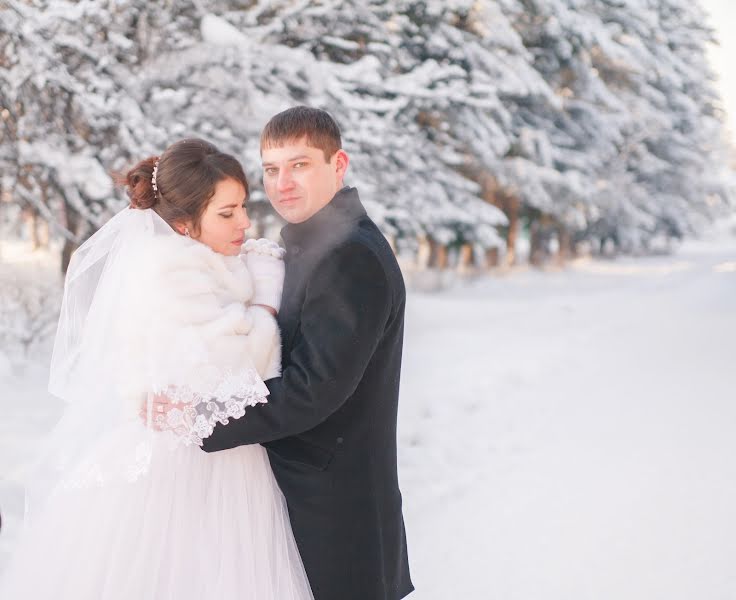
[202,187,414,600]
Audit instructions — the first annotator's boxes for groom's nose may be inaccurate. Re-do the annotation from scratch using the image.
[277,168,295,192]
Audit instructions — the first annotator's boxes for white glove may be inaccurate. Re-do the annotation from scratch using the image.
[243,238,286,312]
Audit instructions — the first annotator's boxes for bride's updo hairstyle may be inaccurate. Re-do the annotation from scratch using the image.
[116,138,249,236]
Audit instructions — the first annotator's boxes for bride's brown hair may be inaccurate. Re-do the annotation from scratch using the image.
[115,138,248,236]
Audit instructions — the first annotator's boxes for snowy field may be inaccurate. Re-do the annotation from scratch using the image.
[1,222,735,599]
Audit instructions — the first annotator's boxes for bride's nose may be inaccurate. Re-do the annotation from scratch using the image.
[237,212,251,231]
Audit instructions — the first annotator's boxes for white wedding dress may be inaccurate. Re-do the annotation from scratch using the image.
[0,208,314,600]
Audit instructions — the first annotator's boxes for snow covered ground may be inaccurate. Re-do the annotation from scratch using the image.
[1,221,735,599]
[399,221,736,599]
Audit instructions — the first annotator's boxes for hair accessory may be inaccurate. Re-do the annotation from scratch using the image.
[151,158,160,195]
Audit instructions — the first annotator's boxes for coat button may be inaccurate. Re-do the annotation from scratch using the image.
[336,437,344,444]
[291,245,301,256]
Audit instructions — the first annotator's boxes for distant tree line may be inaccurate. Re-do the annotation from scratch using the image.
[1,0,733,272]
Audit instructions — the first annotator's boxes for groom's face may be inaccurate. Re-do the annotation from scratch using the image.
[261,137,349,224]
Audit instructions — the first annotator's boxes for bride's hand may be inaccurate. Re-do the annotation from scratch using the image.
[243,239,285,313]
[138,392,176,431]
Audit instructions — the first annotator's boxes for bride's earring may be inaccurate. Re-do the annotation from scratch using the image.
[183,227,190,237]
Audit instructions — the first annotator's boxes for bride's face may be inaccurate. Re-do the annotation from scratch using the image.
[185,177,250,256]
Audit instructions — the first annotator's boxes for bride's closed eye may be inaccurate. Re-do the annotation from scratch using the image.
[220,203,248,219]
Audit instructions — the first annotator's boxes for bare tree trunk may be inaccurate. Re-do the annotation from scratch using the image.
[61,240,77,274]
[416,235,431,269]
[485,247,499,269]
[39,219,50,249]
[469,169,521,267]
[457,243,473,272]
[505,196,520,266]
[557,226,573,265]
[61,202,80,274]
[20,202,42,249]
[25,208,41,249]
[428,238,448,269]
[529,219,544,267]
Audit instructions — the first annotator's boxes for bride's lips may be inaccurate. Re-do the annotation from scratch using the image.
[232,238,244,246]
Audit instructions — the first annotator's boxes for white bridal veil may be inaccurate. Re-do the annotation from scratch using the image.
[37,207,268,499]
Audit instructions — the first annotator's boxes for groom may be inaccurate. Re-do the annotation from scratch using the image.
[202,107,413,600]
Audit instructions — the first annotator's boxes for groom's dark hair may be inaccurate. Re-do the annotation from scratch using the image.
[260,106,342,162]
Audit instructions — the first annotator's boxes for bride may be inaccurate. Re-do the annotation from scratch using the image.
[0,138,314,600]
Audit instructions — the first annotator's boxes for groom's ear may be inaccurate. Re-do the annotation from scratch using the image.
[334,149,349,182]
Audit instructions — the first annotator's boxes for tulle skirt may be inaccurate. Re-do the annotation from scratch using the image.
[0,433,314,600]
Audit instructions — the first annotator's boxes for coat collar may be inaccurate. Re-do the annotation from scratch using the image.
[281,187,366,248]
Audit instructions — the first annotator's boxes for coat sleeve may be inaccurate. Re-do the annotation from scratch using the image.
[201,241,392,451]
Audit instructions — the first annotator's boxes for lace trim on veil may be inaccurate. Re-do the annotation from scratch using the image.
[153,366,268,447]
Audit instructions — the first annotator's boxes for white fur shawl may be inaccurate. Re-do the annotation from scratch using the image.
[138,234,282,383]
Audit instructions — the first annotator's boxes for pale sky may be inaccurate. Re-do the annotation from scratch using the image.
[701,0,736,137]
